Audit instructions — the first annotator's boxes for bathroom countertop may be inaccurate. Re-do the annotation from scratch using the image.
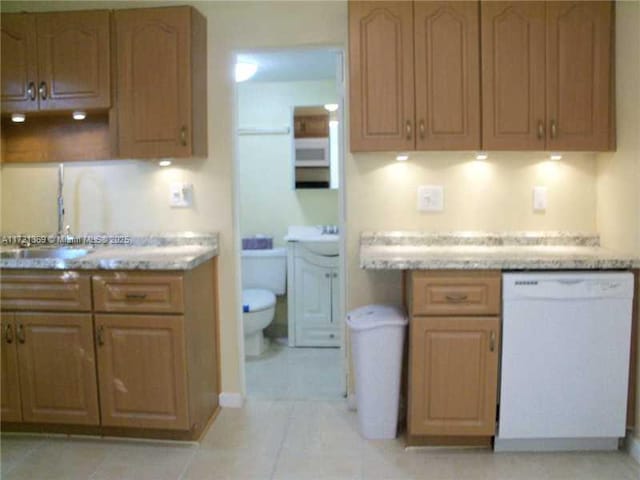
[360,231,640,270]
[0,232,219,271]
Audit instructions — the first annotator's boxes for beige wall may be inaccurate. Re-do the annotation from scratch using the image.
[0,0,349,396]
[595,0,640,437]
[237,79,339,247]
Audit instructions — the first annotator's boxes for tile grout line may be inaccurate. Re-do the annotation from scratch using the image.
[2,436,50,476]
[268,400,297,480]
[175,444,200,480]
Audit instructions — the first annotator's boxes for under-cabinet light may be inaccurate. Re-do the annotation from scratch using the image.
[72,111,86,120]
[11,113,25,123]
[158,160,172,167]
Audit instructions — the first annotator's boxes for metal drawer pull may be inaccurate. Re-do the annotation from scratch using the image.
[27,82,36,101]
[445,294,468,303]
[125,292,147,300]
[96,326,105,346]
[419,119,425,140]
[180,126,188,146]
[16,324,25,344]
[405,120,412,140]
[537,120,545,140]
[550,120,557,139]
[38,81,48,100]
[489,331,496,352]
[5,324,14,344]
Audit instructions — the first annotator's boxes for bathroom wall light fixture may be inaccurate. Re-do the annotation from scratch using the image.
[158,160,172,167]
[550,153,563,161]
[475,152,488,161]
[396,154,409,162]
[11,113,25,123]
[324,103,339,112]
[72,111,86,120]
[235,62,258,82]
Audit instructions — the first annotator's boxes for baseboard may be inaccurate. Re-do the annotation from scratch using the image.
[494,437,619,452]
[218,392,244,408]
[627,432,640,465]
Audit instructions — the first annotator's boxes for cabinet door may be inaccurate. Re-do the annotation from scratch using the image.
[115,7,192,158]
[546,1,612,151]
[409,316,500,436]
[35,11,110,111]
[349,1,415,152]
[16,313,99,425]
[95,314,189,430]
[414,1,480,150]
[294,258,334,344]
[295,115,329,138]
[481,2,546,150]
[1,314,22,423]
[1,13,38,113]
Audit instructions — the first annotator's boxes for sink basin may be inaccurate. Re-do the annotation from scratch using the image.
[296,241,339,256]
[0,247,90,260]
[285,226,340,256]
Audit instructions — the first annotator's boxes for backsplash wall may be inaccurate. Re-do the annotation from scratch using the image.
[344,151,599,311]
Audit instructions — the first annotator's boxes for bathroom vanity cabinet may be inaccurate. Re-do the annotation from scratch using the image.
[0,260,219,440]
[287,242,340,347]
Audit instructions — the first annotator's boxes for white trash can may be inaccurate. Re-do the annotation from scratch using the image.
[347,304,408,440]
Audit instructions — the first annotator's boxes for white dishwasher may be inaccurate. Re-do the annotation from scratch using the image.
[496,272,634,452]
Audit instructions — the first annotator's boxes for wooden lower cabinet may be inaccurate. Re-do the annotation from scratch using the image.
[1,313,22,422]
[408,315,500,438]
[15,312,99,425]
[95,314,189,430]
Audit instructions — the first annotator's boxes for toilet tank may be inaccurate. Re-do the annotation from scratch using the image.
[241,248,287,294]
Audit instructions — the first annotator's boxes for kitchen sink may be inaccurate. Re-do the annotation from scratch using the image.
[0,247,90,260]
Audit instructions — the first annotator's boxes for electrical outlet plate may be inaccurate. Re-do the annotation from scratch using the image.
[417,185,444,212]
[169,182,193,208]
[533,186,548,212]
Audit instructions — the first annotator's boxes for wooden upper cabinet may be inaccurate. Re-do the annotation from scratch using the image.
[1,314,23,423]
[16,312,99,425]
[349,1,415,152]
[95,314,190,430]
[35,11,111,111]
[481,2,546,150]
[409,316,500,436]
[414,1,480,150]
[546,1,613,151]
[1,14,38,113]
[115,6,207,159]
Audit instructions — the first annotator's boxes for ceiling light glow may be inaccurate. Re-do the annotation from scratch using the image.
[324,103,339,112]
[235,62,258,82]
[158,160,172,167]
[396,154,409,162]
[475,152,488,161]
[550,153,563,161]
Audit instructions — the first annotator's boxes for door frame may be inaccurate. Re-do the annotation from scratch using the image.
[232,45,348,398]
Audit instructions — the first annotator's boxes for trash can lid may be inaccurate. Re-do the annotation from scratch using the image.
[346,304,408,331]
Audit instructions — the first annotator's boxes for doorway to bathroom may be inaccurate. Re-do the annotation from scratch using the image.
[233,47,346,400]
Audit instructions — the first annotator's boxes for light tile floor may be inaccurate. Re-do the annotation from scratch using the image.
[2,399,639,480]
[245,343,344,400]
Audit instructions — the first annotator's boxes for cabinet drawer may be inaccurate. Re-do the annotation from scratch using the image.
[0,271,91,312]
[411,271,501,316]
[93,273,184,313]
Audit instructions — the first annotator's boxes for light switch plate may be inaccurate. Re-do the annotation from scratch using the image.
[169,182,193,208]
[533,186,548,212]
[417,185,444,212]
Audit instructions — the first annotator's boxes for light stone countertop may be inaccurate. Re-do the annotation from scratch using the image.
[0,232,219,271]
[360,231,640,270]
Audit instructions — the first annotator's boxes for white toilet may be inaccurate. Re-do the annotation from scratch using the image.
[241,248,286,356]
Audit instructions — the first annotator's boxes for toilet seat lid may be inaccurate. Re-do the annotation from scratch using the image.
[242,288,276,312]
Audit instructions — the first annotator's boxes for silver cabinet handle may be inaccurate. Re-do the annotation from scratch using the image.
[96,326,105,346]
[325,273,331,278]
[405,120,412,140]
[489,331,496,352]
[5,323,14,344]
[38,81,48,100]
[419,119,425,140]
[125,292,147,301]
[180,126,188,146]
[16,324,25,344]
[550,120,557,139]
[537,120,545,140]
[27,82,36,101]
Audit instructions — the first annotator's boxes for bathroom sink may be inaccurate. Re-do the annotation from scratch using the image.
[285,226,340,256]
[296,240,339,256]
[0,247,90,260]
